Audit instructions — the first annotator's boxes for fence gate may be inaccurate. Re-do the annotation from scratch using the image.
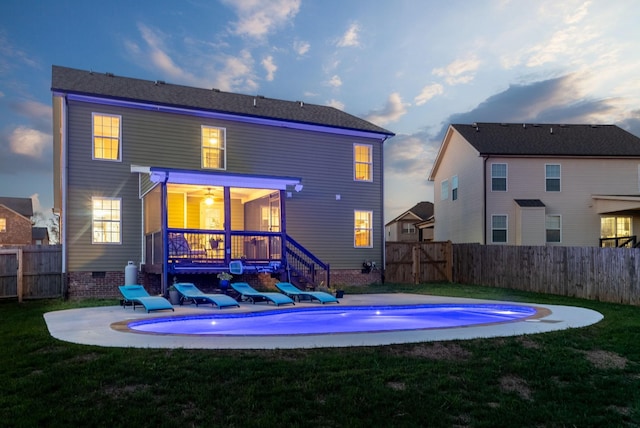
[0,249,22,301]
[385,241,453,284]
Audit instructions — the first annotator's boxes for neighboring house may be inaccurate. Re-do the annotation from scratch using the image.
[385,201,434,242]
[0,197,34,246]
[52,65,394,297]
[32,227,50,246]
[428,123,640,247]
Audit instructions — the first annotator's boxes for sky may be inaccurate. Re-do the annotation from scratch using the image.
[1,0,640,226]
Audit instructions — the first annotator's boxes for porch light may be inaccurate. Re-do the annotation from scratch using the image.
[204,188,214,206]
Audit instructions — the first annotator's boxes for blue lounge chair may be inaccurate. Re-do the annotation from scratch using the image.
[173,283,240,309]
[275,282,339,304]
[118,285,175,313]
[230,282,295,306]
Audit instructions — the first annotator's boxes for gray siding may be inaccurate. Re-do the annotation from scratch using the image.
[63,99,384,271]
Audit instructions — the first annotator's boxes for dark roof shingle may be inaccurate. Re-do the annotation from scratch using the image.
[452,123,640,156]
[51,65,394,137]
[0,197,33,217]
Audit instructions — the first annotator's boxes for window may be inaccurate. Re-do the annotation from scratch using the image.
[0,218,5,232]
[491,215,507,243]
[402,223,416,234]
[545,164,561,192]
[202,126,226,169]
[354,210,373,248]
[452,175,458,201]
[601,216,631,239]
[92,197,121,244]
[491,163,507,191]
[546,215,561,243]
[440,179,449,200]
[354,144,372,181]
[92,113,121,161]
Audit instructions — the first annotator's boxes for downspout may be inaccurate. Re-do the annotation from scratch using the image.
[161,173,169,295]
[61,95,68,275]
[483,155,488,245]
[381,135,389,282]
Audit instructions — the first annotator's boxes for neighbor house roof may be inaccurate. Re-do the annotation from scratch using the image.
[451,123,640,157]
[386,201,434,226]
[51,65,395,137]
[0,197,33,217]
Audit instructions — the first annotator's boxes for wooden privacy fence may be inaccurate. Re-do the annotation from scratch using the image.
[0,245,63,301]
[453,244,640,305]
[385,241,453,284]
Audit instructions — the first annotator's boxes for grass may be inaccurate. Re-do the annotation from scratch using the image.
[2,283,640,427]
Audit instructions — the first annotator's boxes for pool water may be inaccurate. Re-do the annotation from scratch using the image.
[127,304,538,336]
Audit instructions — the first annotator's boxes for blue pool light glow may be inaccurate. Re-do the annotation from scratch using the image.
[127,304,538,336]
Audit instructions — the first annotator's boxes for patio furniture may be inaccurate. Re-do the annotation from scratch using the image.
[275,282,339,304]
[173,283,240,309]
[230,282,295,306]
[118,285,175,313]
[169,233,206,259]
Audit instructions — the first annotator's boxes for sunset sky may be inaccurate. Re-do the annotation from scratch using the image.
[1,0,639,224]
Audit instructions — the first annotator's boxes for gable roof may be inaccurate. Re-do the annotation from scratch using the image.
[0,197,33,217]
[51,65,394,137]
[386,201,434,225]
[451,123,640,157]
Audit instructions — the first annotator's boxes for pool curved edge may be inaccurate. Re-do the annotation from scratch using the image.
[43,293,604,350]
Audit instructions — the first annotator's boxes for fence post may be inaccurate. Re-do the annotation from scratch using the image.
[412,244,420,284]
[17,248,23,303]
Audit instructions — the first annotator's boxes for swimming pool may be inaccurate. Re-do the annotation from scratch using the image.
[127,304,539,336]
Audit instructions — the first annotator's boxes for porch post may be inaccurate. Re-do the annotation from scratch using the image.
[161,179,169,295]
[224,186,231,265]
[279,189,287,265]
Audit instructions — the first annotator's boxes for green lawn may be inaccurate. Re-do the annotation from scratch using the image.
[1,283,640,427]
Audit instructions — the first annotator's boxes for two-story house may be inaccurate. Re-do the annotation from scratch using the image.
[52,65,394,298]
[0,197,35,246]
[429,123,640,247]
[385,201,434,242]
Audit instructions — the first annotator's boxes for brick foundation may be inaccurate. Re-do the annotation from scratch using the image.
[66,268,383,299]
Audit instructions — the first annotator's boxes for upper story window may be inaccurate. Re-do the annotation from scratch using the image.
[441,179,449,200]
[92,113,121,161]
[545,164,561,192]
[491,163,507,191]
[0,218,6,232]
[354,210,373,248]
[546,215,561,243]
[202,126,226,169]
[354,144,372,181]
[402,223,416,234]
[92,197,121,244]
[452,175,459,201]
[491,214,507,243]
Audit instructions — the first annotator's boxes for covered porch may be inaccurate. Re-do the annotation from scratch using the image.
[134,166,326,291]
[592,194,640,247]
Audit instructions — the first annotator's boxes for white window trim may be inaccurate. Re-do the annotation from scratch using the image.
[92,112,122,162]
[201,125,227,170]
[545,163,561,192]
[91,196,122,244]
[354,210,373,248]
[491,214,508,244]
[546,214,562,243]
[353,143,373,182]
[491,163,507,192]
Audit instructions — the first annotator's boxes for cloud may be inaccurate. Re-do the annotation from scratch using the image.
[0,32,39,72]
[364,92,408,126]
[414,83,444,106]
[9,126,50,158]
[337,23,361,48]
[327,99,345,110]
[223,0,301,39]
[327,75,342,88]
[384,131,441,177]
[432,55,480,85]
[293,39,310,56]
[262,55,277,81]
[12,100,52,132]
[128,23,258,92]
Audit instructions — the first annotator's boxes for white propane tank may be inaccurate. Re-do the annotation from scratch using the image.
[124,261,138,285]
